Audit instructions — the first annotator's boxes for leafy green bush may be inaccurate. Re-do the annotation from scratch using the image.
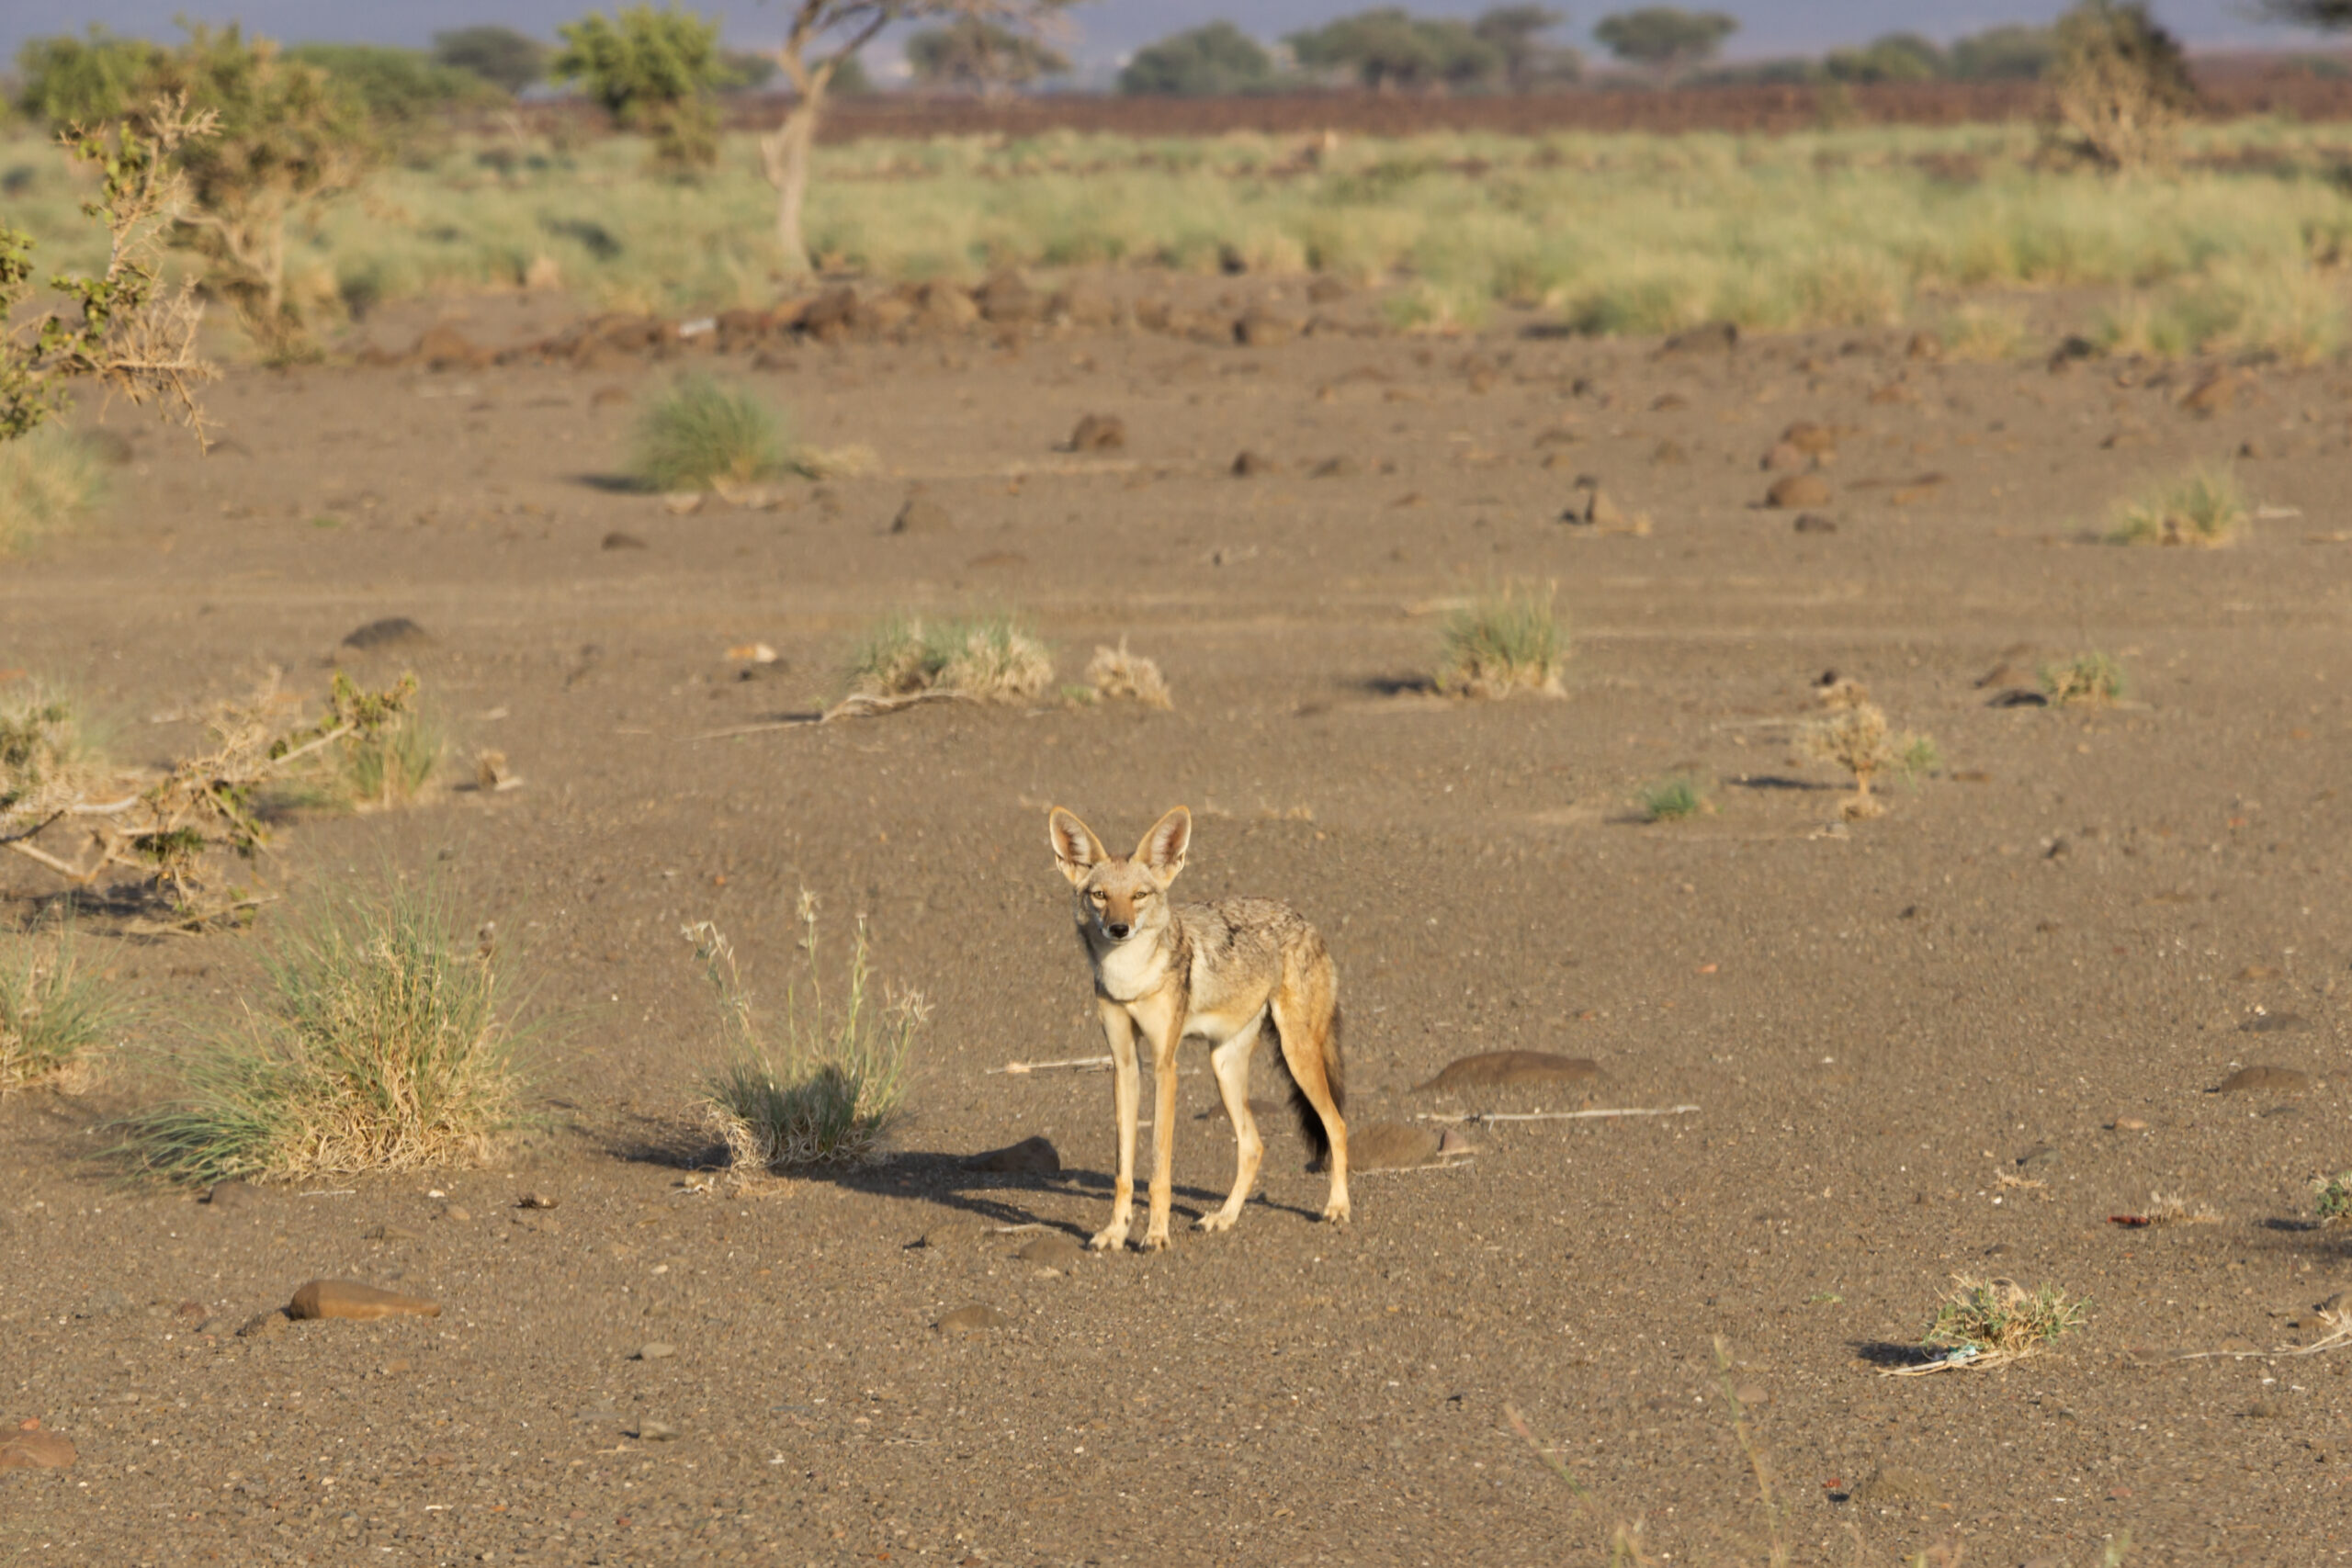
[553,6,724,174]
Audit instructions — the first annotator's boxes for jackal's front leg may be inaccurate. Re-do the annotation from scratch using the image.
[1089,1001,1141,1253]
[1141,1003,1185,1251]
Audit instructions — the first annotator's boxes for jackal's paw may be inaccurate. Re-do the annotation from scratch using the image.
[1140,1230,1171,1253]
[1321,1198,1352,1226]
[1194,1211,1239,1234]
[1087,1225,1128,1253]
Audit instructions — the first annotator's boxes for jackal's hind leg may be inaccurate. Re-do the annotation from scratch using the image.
[1197,1017,1265,1233]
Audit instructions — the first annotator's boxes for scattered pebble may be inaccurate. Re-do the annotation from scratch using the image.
[203,1179,261,1209]
[1231,450,1275,477]
[2214,1065,2310,1094]
[1765,473,1832,509]
[935,1304,1012,1337]
[287,1280,443,1322]
[1018,1234,1084,1271]
[631,1420,680,1442]
[517,1192,560,1211]
[1415,1051,1600,1092]
[892,496,952,534]
[635,1342,676,1361]
[964,1135,1060,1176]
[1068,413,1125,452]
[342,616,433,651]
[2243,1012,2312,1035]
[363,1224,423,1242]
[1792,513,1838,535]
[0,1426,75,1470]
[2112,1117,2150,1132]
[601,531,648,550]
[441,1204,473,1224]
[1352,1122,1442,1171]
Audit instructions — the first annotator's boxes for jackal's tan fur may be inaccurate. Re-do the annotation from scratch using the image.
[1046,805,1350,1252]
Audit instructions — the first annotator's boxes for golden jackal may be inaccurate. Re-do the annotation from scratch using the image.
[1046,805,1350,1252]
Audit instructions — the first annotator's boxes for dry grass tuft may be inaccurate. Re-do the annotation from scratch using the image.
[1887,1275,2089,1374]
[1437,581,1566,699]
[1804,680,1936,817]
[2041,651,2126,705]
[1936,301,2030,361]
[2144,1190,2222,1226]
[845,612,1054,706]
[1084,637,1173,709]
[2109,466,2246,547]
[118,882,521,1185]
[689,893,923,1179]
[0,916,121,1097]
[0,428,107,554]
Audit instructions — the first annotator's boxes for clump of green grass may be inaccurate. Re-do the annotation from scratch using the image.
[688,893,923,1177]
[1891,1275,2088,1374]
[118,883,521,1185]
[0,427,106,554]
[1437,582,1566,699]
[2313,1170,2352,1225]
[1635,773,1709,822]
[2040,651,2126,705]
[1896,731,1942,781]
[0,918,121,1097]
[846,612,1054,705]
[332,705,444,808]
[2109,466,2247,547]
[630,374,790,492]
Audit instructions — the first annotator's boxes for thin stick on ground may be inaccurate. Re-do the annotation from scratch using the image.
[987,1054,1115,1075]
[2172,1300,2352,1361]
[1415,1103,1701,1125]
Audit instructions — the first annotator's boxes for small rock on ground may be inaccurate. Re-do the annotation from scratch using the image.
[631,1420,681,1442]
[2215,1065,2310,1094]
[635,1342,676,1361]
[935,1304,1012,1337]
[203,1179,261,1208]
[1068,413,1125,452]
[1415,1051,1600,1092]
[0,1427,75,1470]
[1017,1233,1084,1271]
[964,1135,1060,1176]
[341,616,433,651]
[601,531,648,550]
[287,1280,442,1322]
[892,496,953,534]
[1351,1122,1442,1171]
[1765,474,1832,509]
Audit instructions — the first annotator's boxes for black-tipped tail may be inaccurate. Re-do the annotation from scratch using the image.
[1272,1004,1343,1169]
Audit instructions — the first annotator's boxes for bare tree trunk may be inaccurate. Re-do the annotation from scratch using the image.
[761,90,824,276]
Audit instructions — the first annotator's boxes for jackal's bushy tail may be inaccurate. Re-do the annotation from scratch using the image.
[1272,1003,1344,1168]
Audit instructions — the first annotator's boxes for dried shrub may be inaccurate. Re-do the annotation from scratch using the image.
[1,95,219,445]
[1437,581,1566,698]
[2041,0,2199,174]
[2,671,423,919]
[845,612,1053,705]
[2143,1190,2222,1226]
[1085,637,1173,709]
[1803,679,1934,818]
[688,894,923,1179]
[118,882,521,1185]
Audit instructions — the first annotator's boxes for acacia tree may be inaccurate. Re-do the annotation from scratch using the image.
[757,1,1070,276]
[906,17,1070,96]
[1592,6,1738,83]
[552,6,726,173]
[141,25,374,361]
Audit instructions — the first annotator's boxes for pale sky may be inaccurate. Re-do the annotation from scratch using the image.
[0,2,2319,77]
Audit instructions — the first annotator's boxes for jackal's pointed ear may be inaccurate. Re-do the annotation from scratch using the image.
[1048,807,1108,886]
[1135,805,1192,884]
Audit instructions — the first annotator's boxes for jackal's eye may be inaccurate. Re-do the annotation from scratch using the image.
[1132,889,1153,902]
[1088,889,1107,905]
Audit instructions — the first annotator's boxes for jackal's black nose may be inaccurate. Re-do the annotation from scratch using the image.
[1104,921,1131,941]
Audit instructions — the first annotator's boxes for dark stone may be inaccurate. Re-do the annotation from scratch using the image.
[964,1135,1060,1176]
[935,1303,1011,1337]
[1416,1052,1600,1092]
[342,617,432,651]
[601,531,648,550]
[1351,1122,1442,1171]
[2214,1065,2310,1094]
[1987,689,2048,708]
[1068,413,1125,452]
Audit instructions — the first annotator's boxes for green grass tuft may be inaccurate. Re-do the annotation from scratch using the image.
[689,893,922,1176]
[117,882,521,1186]
[2109,466,2247,547]
[0,427,107,554]
[846,612,1054,705]
[2313,1171,2352,1226]
[1636,773,1709,822]
[0,916,122,1097]
[1916,1275,2088,1369]
[2040,651,2126,705]
[1437,582,1566,699]
[630,374,791,492]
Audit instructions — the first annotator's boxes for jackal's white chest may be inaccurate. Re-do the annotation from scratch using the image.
[1094,934,1173,1003]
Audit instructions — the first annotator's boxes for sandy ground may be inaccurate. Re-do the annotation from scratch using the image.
[4,283,2351,1567]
